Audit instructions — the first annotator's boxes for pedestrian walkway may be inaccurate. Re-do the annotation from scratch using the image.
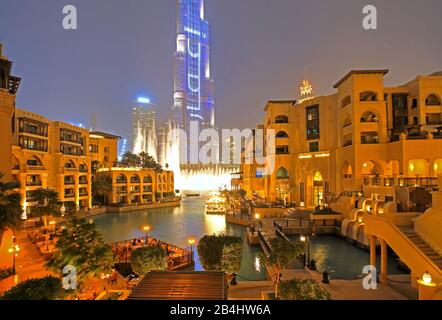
[0,231,54,295]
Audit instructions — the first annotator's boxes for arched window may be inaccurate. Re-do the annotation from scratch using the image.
[116,174,127,184]
[360,91,378,102]
[79,163,88,173]
[143,175,152,183]
[361,111,379,123]
[275,115,289,124]
[342,115,352,127]
[342,162,353,179]
[276,167,289,180]
[341,95,352,108]
[130,174,140,183]
[26,156,43,167]
[425,94,441,106]
[65,160,76,168]
[276,131,289,138]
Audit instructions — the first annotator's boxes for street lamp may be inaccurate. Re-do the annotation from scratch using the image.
[422,271,432,285]
[8,241,20,274]
[142,225,151,244]
[300,234,308,268]
[60,202,66,216]
[188,238,196,258]
[187,238,195,255]
[300,221,316,269]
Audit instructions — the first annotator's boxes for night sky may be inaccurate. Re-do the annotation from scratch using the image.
[0,0,441,138]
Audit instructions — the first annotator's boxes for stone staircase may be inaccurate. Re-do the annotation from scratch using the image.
[399,227,442,270]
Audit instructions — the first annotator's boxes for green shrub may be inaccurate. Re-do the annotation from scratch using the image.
[197,235,243,273]
[1,276,65,300]
[130,246,168,276]
[280,278,331,300]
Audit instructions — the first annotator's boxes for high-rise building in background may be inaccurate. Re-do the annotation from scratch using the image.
[173,0,215,159]
[118,137,128,161]
[131,97,157,160]
[157,123,169,167]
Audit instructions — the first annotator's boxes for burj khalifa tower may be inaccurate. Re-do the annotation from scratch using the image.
[172,0,215,149]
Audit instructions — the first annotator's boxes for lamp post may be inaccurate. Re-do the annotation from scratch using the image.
[188,238,195,262]
[60,202,66,216]
[8,240,20,274]
[142,225,151,244]
[300,221,315,269]
[300,235,307,267]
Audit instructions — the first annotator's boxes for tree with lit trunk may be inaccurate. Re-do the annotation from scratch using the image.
[259,237,304,299]
[27,188,61,226]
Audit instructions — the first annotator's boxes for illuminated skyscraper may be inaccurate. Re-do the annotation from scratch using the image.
[131,97,157,159]
[173,0,215,158]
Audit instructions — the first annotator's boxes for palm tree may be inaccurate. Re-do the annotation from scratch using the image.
[0,173,22,242]
[47,218,114,288]
[92,174,113,205]
[91,160,101,175]
[139,152,163,172]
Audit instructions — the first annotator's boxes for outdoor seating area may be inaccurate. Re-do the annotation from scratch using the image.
[27,228,61,260]
[112,237,193,270]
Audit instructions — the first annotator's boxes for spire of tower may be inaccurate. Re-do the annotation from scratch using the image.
[299,66,315,104]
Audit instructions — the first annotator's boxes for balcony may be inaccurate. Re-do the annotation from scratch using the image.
[79,190,89,197]
[26,181,42,187]
[26,165,46,172]
[64,167,79,173]
[64,193,75,199]
[64,180,75,185]
[363,176,438,188]
[79,179,88,185]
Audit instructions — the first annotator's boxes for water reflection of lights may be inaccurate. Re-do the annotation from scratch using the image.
[204,214,226,235]
[254,256,261,272]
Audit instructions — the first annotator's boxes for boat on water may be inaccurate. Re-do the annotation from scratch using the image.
[184,193,201,197]
[205,192,226,215]
[205,203,226,215]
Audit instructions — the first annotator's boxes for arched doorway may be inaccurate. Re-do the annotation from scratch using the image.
[312,171,324,207]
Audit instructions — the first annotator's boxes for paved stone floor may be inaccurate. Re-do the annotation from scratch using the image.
[0,231,54,295]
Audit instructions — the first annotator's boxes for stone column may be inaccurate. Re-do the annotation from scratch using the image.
[126,179,131,204]
[369,235,377,267]
[380,239,388,283]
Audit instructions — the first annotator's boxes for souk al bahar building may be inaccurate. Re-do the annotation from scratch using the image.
[233,69,442,299]
[0,44,175,218]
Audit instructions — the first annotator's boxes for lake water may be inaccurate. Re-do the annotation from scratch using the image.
[91,197,407,281]
[289,234,407,279]
[91,196,267,281]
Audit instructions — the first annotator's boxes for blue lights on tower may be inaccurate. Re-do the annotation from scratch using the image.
[173,0,214,132]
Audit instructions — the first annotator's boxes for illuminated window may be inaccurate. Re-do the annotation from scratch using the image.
[306,105,320,140]
[276,167,289,180]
